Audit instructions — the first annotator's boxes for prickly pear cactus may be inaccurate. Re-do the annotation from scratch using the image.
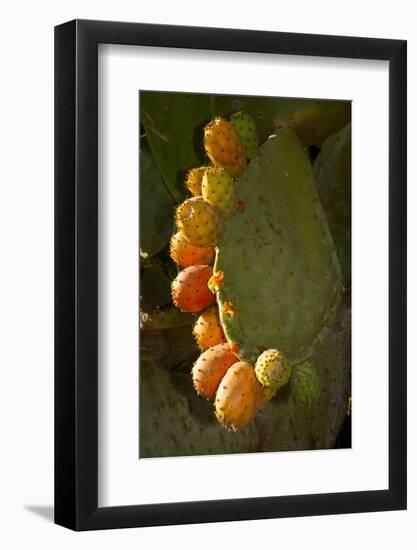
[140,359,258,457]
[255,298,351,451]
[314,123,351,282]
[214,129,343,364]
[140,91,351,456]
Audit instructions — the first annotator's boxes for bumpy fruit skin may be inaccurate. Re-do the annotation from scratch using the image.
[192,343,238,400]
[176,196,224,247]
[258,385,278,407]
[291,362,320,407]
[170,231,214,268]
[215,361,261,430]
[204,117,247,177]
[202,167,237,219]
[255,349,292,391]
[193,305,226,351]
[230,111,259,159]
[185,166,207,196]
[171,265,214,313]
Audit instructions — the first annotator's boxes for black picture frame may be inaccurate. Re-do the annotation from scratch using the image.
[55,19,407,531]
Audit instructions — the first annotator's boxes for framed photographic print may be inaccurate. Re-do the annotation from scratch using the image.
[55,20,407,530]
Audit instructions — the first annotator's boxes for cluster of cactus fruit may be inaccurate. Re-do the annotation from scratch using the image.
[170,112,320,431]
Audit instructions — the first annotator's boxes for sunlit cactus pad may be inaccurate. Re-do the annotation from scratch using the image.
[214,128,342,363]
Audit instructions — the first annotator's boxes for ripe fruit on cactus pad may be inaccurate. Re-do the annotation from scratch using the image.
[170,231,214,268]
[255,349,292,391]
[193,305,226,351]
[185,166,207,196]
[171,265,214,313]
[291,362,320,407]
[202,167,237,219]
[204,117,246,177]
[176,196,224,247]
[215,361,261,430]
[230,111,259,159]
[214,130,342,363]
[192,343,238,400]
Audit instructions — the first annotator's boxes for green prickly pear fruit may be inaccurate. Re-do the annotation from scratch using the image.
[185,166,207,196]
[254,349,292,391]
[176,196,224,247]
[193,305,226,351]
[202,167,237,219]
[230,111,259,159]
[171,265,214,313]
[204,117,247,177]
[215,361,261,431]
[192,342,238,400]
[291,362,320,407]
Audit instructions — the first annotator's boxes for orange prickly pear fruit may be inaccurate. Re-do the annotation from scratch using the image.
[215,361,261,430]
[171,265,214,313]
[192,343,238,400]
[170,231,214,268]
[204,117,247,177]
[193,305,226,351]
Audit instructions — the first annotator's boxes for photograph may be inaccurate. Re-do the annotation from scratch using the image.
[0,0,410,542]
[139,91,352,458]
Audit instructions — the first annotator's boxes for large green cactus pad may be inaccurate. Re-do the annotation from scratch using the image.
[314,123,351,282]
[214,129,342,363]
[140,360,258,457]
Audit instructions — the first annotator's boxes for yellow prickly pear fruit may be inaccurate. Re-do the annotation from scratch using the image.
[176,196,224,247]
[202,167,237,219]
[255,349,292,391]
[185,166,207,196]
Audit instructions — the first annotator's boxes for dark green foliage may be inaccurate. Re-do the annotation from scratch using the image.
[140,142,175,257]
[141,91,212,201]
[140,262,172,314]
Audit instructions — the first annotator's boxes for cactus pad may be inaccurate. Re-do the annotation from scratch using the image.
[214,129,342,363]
